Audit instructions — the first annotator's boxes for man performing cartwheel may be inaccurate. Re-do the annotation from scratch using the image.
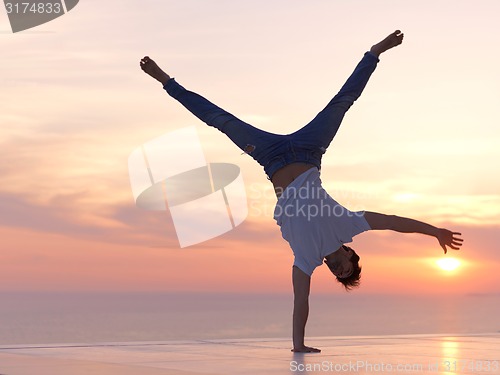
[140,30,463,352]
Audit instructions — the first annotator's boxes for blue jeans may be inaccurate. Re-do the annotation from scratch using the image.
[164,52,379,180]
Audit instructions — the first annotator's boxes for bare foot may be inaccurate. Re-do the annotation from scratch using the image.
[140,56,171,85]
[291,345,321,353]
[370,30,404,57]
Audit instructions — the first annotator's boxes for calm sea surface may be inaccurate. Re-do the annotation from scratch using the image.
[0,293,498,345]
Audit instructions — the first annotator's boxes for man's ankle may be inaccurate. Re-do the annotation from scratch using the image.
[160,73,171,85]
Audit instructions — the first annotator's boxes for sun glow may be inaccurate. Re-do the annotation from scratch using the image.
[436,258,461,272]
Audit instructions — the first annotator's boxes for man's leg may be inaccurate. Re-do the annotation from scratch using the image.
[140,56,280,157]
[290,30,404,152]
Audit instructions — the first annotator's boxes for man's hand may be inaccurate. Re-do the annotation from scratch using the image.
[437,229,463,254]
[291,345,321,353]
[364,212,464,255]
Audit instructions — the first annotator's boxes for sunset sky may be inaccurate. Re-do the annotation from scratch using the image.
[1,0,499,295]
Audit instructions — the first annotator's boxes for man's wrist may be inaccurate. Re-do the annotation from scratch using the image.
[431,226,440,238]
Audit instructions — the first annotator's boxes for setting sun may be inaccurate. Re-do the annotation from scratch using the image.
[436,258,461,272]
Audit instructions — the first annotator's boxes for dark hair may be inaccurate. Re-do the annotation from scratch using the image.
[328,245,362,292]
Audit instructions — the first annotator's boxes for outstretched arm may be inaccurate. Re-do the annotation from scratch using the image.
[291,266,320,353]
[363,211,464,254]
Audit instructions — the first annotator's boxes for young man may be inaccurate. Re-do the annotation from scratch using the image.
[140,30,463,353]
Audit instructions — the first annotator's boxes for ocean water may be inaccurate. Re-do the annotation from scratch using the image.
[0,293,498,345]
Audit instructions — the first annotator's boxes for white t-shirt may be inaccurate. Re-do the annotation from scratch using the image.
[273,167,371,276]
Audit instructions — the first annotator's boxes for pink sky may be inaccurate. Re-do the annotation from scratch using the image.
[1,0,499,294]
